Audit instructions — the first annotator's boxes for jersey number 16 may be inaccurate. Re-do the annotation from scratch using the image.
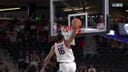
[58,47,65,55]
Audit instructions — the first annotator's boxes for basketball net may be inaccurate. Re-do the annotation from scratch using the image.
[61,26,81,45]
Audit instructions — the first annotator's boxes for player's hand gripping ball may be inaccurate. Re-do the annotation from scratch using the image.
[71,18,82,29]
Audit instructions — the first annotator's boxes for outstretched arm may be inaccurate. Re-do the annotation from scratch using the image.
[40,46,55,72]
[65,21,78,47]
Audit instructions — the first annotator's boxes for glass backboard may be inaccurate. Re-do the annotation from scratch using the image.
[50,0,109,36]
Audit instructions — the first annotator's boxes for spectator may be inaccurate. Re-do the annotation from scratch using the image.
[0,58,9,72]
[39,52,45,61]
[79,65,87,72]
[25,63,39,72]
[100,67,105,72]
[88,64,96,72]
[24,51,31,69]
[25,51,30,64]
[29,51,40,70]
[30,51,40,63]
[17,51,25,72]
[8,31,17,49]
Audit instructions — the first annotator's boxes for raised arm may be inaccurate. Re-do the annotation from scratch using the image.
[65,19,79,47]
[40,46,55,72]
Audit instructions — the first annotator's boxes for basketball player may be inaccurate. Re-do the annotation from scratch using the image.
[40,19,81,72]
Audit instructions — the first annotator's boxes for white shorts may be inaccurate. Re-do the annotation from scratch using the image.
[59,62,76,72]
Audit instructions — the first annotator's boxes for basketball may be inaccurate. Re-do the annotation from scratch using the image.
[71,18,82,28]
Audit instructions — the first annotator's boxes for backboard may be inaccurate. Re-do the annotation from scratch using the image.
[50,0,109,36]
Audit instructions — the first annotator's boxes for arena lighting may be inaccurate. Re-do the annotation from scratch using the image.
[53,0,67,2]
[64,7,90,12]
[126,10,128,12]
[85,7,90,9]
[112,3,123,7]
[64,8,72,11]
[0,7,20,11]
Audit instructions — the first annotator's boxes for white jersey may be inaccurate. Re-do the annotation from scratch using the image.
[54,41,75,62]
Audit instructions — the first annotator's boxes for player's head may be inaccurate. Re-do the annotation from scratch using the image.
[57,33,64,42]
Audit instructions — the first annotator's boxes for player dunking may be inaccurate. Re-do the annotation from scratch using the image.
[40,18,81,72]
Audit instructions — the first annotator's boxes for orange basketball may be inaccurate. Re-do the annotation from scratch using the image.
[71,18,82,28]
